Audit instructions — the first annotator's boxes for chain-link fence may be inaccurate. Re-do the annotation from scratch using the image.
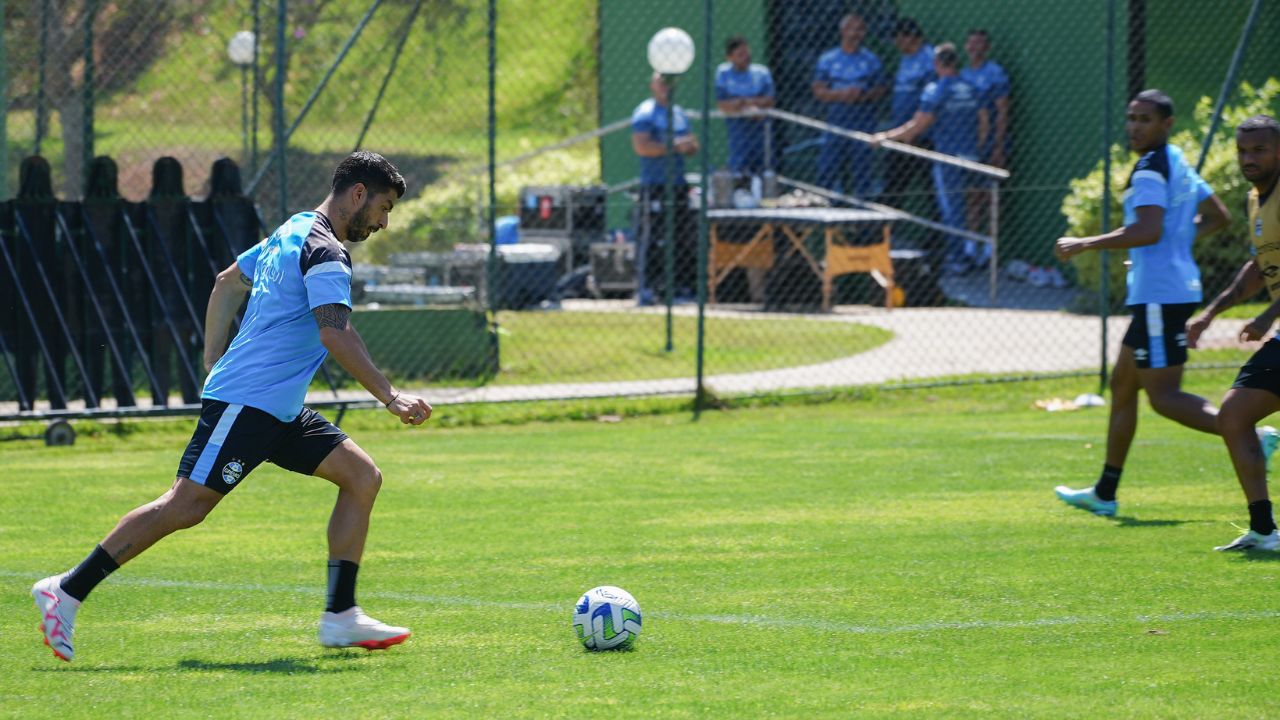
[1,0,1279,418]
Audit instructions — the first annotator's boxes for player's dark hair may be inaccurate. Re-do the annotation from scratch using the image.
[1132,89,1174,119]
[725,36,748,56]
[1238,114,1280,142]
[895,18,923,38]
[967,29,990,41]
[332,151,406,198]
[935,42,958,69]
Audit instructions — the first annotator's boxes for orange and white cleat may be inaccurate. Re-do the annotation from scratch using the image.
[318,606,410,650]
[32,575,79,662]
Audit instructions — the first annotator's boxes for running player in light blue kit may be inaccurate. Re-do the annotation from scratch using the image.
[32,152,432,662]
[1048,91,1276,519]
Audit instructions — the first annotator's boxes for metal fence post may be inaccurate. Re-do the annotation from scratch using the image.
[694,0,712,419]
[82,0,97,198]
[1196,0,1262,173]
[485,0,497,318]
[1099,0,1115,394]
[0,0,7,202]
[275,0,288,222]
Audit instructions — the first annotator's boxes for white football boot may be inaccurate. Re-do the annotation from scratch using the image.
[318,606,410,650]
[32,575,79,662]
[1214,529,1280,552]
[1054,485,1118,517]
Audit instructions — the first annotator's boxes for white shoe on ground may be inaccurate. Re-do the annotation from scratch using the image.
[318,606,410,650]
[1054,485,1117,517]
[1214,529,1280,552]
[32,574,79,662]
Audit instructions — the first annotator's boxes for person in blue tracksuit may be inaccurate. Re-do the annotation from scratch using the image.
[811,13,887,197]
[715,36,776,175]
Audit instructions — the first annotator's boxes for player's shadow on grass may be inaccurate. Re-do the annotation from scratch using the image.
[178,657,360,674]
[1111,516,1193,528]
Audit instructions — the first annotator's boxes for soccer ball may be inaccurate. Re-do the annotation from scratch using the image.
[572,586,642,650]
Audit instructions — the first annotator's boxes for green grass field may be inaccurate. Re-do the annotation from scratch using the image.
[3,371,1279,718]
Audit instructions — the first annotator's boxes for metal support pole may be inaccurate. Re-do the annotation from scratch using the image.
[663,83,677,354]
[82,0,98,198]
[274,0,288,222]
[694,0,712,419]
[988,182,999,303]
[240,65,250,167]
[354,0,423,152]
[35,0,47,155]
[0,0,7,202]
[251,0,260,177]
[1100,0,1115,394]
[1197,0,1262,173]
[485,0,498,317]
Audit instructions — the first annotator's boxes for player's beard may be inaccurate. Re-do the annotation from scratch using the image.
[345,200,377,243]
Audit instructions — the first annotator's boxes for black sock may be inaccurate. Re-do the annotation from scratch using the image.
[1094,464,1123,502]
[326,560,359,613]
[60,545,120,602]
[1248,500,1277,536]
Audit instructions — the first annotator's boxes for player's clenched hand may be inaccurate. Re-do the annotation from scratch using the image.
[1185,313,1211,349]
[1241,315,1274,343]
[1053,237,1088,262]
[387,393,432,426]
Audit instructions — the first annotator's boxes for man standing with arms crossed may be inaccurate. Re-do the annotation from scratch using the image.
[1185,115,1280,551]
[32,151,430,661]
[1051,90,1247,518]
[812,13,887,197]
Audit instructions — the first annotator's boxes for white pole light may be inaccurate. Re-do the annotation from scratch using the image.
[227,30,256,67]
[647,27,695,75]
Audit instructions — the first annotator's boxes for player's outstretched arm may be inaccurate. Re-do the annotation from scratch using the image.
[203,261,252,371]
[1187,260,1263,348]
[1054,205,1165,261]
[313,303,432,425]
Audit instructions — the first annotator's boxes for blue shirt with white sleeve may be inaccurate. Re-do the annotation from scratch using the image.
[1122,143,1213,305]
[202,211,353,422]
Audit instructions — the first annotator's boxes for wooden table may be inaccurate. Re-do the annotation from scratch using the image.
[707,208,898,310]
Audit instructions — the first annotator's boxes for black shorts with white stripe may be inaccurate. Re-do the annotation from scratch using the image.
[176,400,348,494]
[1121,302,1196,369]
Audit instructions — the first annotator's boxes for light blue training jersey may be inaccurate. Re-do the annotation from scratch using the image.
[891,44,935,128]
[202,211,353,422]
[714,62,776,172]
[1122,143,1214,305]
[813,46,884,130]
[917,75,981,159]
[632,98,692,186]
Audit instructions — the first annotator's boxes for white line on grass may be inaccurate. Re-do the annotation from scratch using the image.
[6,570,1278,635]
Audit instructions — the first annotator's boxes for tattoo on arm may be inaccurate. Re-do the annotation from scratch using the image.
[313,303,351,331]
[112,543,132,562]
[239,273,253,287]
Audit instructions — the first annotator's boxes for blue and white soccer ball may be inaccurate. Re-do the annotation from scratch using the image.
[572,586,642,650]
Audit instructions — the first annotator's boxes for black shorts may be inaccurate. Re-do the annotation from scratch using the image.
[1232,340,1280,398]
[177,400,348,495]
[1121,303,1197,369]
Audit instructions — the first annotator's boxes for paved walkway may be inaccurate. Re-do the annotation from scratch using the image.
[1,301,1253,416]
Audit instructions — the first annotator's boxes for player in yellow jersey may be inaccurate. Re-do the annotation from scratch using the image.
[1186,115,1280,551]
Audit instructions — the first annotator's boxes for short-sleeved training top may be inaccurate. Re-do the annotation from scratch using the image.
[917,75,981,159]
[891,44,935,129]
[1248,185,1280,299]
[202,211,352,422]
[632,98,692,187]
[813,46,884,131]
[1122,143,1214,305]
[715,62,776,172]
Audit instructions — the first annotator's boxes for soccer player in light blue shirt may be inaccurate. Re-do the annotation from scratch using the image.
[1051,90,1232,519]
[715,36,776,174]
[31,152,434,663]
[873,43,986,272]
[811,13,887,197]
